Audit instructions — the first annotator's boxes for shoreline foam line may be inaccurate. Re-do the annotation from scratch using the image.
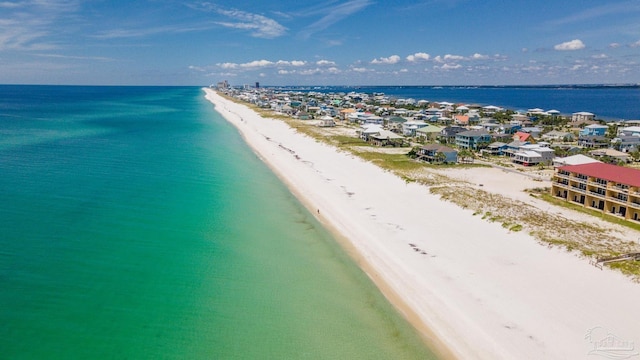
[203,88,640,360]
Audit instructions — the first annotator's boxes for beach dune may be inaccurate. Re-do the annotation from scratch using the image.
[204,88,640,360]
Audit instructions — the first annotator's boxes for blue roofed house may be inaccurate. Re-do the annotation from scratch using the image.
[499,124,522,135]
[455,130,492,150]
[417,144,458,164]
[580,124,608,136]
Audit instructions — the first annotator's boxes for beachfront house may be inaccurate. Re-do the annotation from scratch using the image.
[552,154,601,167]
[358,124,384,141]
[551,163,640,222]
[317,116,336,127]
[483,142,508,156]
[369,130,405,147]
[402,120,429,137]
[417,144,458,164]
[415,124,444,141]
[455,130,491,150]
[572,111,595,123]
[512,145,554,166]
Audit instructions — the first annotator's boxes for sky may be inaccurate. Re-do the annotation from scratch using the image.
[1,0,640,86]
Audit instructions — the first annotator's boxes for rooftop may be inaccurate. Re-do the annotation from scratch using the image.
[558,163,640,187]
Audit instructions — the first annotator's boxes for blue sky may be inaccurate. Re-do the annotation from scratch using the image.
[1,0,639,86]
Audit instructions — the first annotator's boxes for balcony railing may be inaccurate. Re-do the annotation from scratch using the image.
[610,185,629,193]
[589,191,606,198]
[588,181,608,188]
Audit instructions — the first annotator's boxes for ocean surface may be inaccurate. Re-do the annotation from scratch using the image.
[0,85,437,359]
[276,85,640,121]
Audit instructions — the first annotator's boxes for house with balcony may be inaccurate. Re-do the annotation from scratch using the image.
[455,130,491,150]
[502,139,529,158]
[437,126,466,144]
[499,124,522,135]
[551,163,640,222]
[512,145,555,166]
[483,142,508,156]
[401,120,429,136]
[417,144,458,164]
[415,124,444,141]
[619,126,640,137]
[580,124,608,136]
[612,135,640,153]
[572,111,595,123]
[578,135,609,148]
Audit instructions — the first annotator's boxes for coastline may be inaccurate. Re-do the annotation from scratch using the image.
[203,88,640,359]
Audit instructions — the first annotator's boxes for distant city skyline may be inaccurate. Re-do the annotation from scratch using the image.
[1,0,640,86]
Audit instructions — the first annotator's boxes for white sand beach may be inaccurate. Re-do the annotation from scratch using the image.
[204,88,640,360]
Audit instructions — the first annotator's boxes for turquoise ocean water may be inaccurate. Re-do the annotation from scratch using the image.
[0,86,436,359]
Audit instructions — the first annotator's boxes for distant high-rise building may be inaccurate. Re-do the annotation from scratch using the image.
[255,82,260,89]
[216,80,229,90]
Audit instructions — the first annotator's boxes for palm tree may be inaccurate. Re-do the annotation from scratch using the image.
[458,149,474,163]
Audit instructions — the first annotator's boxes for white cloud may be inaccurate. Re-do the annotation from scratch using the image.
[554,39,585,51]
[441,63,462,70]
[406,52,430,62]
[298,68,322,75]
[592,54,608,59]
[371,55,400,64]
[444,54,465,61]
[609,42,621,48]
[471,53,489,60]
[0,0,81,51]
[351,67,368,72]
[214,8,287,38]
[217,59,311,70]
[35,53,114,61]
[316,59,336,66]
[240,59,274,68]
[275,60,307,66]
[630,40,640,48]
[218,62,238,69]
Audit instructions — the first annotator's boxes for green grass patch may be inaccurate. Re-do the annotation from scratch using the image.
[509,224,523,232]
[355,152,425,172]
[538,193,640,232]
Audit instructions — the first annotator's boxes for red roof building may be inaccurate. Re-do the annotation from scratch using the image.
[514,131,532,142]
[558,163,640,188]
[551,162,640,222]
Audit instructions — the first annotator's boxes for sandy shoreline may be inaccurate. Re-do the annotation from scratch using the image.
[204,88,640,359]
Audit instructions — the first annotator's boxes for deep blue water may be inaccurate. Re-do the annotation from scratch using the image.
[274,85,640,121]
